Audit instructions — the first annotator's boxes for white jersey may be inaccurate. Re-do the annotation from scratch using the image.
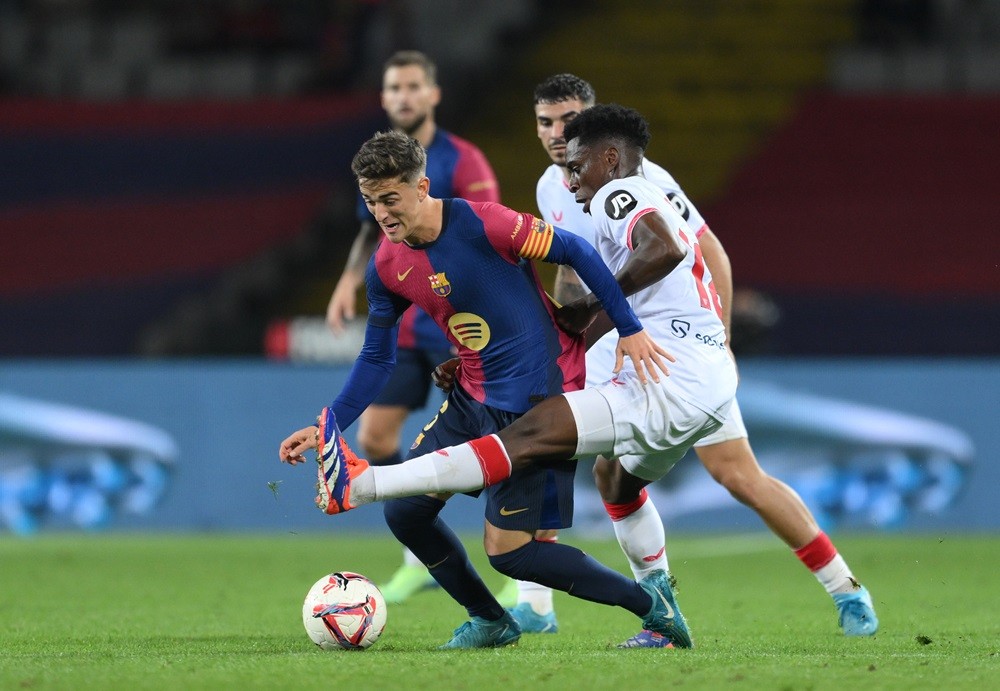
[536,158,707,248]
[589,176,734,418]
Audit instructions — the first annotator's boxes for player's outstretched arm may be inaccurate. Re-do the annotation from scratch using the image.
[544,227,642,338]
[327,221,382,334]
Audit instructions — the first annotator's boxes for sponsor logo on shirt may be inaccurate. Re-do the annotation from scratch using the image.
[667,192,691,221]
[606,190,638,220]
[447,312,491,351]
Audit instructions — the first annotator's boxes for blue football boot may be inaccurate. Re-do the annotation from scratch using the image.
[834,585,879,636]
[619,570,692,649]
[507,602,558,634]
[438,612,521,649]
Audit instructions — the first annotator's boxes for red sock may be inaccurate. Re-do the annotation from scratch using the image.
[603,488,649,521]
[467,435,512,486]
[794,532,837,572]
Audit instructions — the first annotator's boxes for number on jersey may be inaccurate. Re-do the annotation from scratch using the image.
[676,228,723,320]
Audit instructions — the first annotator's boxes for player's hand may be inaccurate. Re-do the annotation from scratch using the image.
[555,300,598,336]
[279,425,319,465]
[614,330,676,384]
[432,357,461,392]
[326,277,359,335]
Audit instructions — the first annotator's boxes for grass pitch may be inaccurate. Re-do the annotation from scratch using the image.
[2,533,998,690]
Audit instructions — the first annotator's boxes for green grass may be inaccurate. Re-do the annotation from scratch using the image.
[2,533,998,690]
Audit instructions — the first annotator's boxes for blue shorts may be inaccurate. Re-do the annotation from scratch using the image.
[372,347,455,409]
[407,384,575,531]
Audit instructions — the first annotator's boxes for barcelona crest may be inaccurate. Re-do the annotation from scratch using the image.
[429,272,452,297]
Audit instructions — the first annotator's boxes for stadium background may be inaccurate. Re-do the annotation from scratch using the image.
[1,0,997,537]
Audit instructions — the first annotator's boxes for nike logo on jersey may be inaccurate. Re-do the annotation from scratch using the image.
[397,266,414,281]
[499,506,529,516]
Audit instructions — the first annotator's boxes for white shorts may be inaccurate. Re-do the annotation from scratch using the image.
[694,397,747,447]
[564,371,730,482]
[584,335,618,388]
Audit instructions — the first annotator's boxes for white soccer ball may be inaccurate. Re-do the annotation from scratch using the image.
[302,572,387,650]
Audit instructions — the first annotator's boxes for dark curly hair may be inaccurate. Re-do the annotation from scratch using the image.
[351,130,427,183]
[563,103,651,151]
[533,73,596,107]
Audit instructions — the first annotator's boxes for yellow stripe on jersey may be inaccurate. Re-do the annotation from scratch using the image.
[518,217,554,260]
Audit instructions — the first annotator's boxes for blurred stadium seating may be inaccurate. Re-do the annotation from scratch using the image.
[1,0,996,358]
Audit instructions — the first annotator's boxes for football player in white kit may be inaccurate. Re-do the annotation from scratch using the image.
[531,75,878,640]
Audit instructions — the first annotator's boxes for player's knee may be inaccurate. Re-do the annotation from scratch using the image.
[356,428,398,459]
[592,456,616,498]
[487,541,537,581]
[592,455,645,505]
[383,496,444,541]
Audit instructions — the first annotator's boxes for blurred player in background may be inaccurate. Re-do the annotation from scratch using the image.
[325,50,501,604]
[282,129,677,648]
[529,74,877,637]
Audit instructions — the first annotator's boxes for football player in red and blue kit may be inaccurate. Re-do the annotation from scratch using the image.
[281,130,674,649]
[324,51,502,605]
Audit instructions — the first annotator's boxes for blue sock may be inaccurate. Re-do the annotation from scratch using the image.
[383,496,504,620]
[371,450,403,466]
[489,539,651,616]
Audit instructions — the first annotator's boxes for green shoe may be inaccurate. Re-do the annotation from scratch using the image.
[637,570,692,648]
[438,612,521,649]
[379,564,437,605]
[495,578,518,608]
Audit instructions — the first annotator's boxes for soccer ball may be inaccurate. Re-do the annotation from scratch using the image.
[302,572,387,650]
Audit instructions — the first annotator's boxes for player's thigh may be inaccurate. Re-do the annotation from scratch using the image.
[569,373,723,482]
[405,383,507,459]
[483,459,576,539]
[358,405,409,441]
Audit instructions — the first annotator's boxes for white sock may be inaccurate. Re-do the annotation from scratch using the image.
[402,547,423,568]
[368,437,510,502]
[611,494,668,580]
[516,580,554,615]
[814,555,857,595]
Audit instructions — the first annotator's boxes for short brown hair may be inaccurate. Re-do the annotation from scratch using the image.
[382,50,437,85]
[351,130,427,184]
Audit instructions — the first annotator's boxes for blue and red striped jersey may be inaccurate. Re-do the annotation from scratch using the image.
[356,128,500,352]
[365,199,584,414]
